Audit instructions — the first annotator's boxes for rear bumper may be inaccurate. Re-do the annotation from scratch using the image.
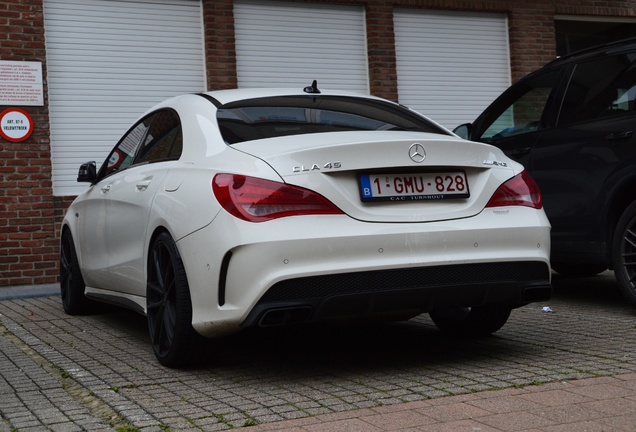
[242,261,551,328]
[179,206,551,337]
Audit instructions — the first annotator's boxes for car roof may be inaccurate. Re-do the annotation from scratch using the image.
[142,85,453,140]
[143,86,390,119]
[197,87,386,106]
[542,36,636,70]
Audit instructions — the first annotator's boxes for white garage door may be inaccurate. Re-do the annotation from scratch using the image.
[234,0,368,93]
[44,0,206,196]
[394,9,510,130]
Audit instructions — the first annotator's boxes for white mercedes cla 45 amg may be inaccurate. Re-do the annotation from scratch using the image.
[60,84,551,367]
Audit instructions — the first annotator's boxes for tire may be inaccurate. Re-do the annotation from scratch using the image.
[429,304,512,337]
[60,229,95,315]
[146,232,198,368]
[551,263,607,277]
[612,201,636,307]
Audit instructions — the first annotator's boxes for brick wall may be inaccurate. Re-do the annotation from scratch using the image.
[202,0,238,90]
[0,0,58,286]
[2,0,636,287]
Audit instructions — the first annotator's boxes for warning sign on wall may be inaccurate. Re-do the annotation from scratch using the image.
[0,108,34,142]
[0,61,44,106]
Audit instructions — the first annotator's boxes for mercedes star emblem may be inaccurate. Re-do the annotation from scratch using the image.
[409,143,426,163]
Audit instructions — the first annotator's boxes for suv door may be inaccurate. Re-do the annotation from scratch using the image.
[469,70,564,168]
[532,53,636,266]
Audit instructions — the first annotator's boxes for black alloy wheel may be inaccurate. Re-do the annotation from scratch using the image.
[146,232,197,367]
[429,304,512,337]
[60,228,93,315]
[613,201,636,307]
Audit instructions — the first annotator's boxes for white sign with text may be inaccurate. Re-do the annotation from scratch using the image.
[0,61,44,106]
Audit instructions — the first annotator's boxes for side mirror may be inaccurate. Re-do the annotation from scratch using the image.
[453,123,472,140]
[77,161,97,183]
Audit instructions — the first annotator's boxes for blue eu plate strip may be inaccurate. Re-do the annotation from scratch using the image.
[359,175,372,199]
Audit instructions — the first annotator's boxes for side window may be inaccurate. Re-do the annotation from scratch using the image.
[101,115,154,178]
[477,71,561,142]
[136,109,183,164]
[559,53,636,126]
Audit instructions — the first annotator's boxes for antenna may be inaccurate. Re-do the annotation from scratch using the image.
[303,80,321,94]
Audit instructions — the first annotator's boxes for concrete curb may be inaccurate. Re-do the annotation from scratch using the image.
[0,283,59,300]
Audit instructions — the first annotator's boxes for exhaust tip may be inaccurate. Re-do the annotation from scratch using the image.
[523,285,552,302]
[259,306,313,327]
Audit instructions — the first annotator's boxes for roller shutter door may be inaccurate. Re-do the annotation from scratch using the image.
[394,9,510,130]
[44,0,206,196]
[234,0,368,93]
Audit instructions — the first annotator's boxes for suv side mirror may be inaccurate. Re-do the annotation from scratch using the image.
[77,161,97,183]
[453,123,472,140]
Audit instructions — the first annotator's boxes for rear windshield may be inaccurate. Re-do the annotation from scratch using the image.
[216,95,449,144]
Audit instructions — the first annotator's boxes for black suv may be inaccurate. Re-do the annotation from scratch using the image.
[456,38,636,306]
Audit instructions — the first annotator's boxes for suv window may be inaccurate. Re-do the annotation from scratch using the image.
[558,53,636,126]
[477,71,561,142]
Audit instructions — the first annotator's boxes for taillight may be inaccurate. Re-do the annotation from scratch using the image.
[212,174,343,222]
[486,171,542,209]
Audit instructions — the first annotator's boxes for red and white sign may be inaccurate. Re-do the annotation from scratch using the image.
[0,108,34,142]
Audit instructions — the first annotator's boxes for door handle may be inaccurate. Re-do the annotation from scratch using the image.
[510,147,532,157]
[101,184,112,193]
[136,180,152,191]
[606,131,633,141]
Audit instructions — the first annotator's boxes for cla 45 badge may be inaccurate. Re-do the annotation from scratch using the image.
[293,161,341,173]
